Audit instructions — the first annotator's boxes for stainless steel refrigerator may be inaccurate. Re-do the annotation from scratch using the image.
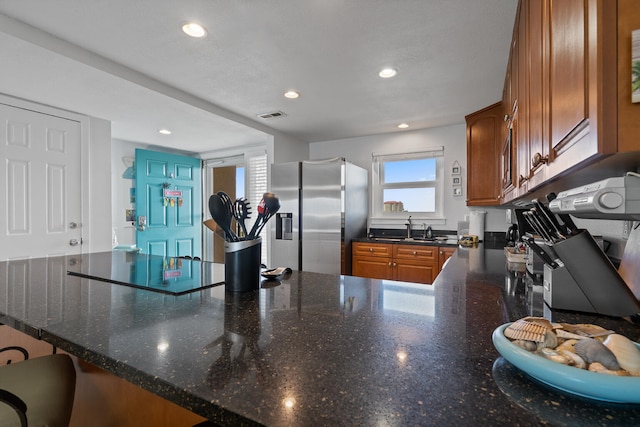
[270,158,368,275]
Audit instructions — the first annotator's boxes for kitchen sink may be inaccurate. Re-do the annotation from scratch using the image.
[370,236,457,243]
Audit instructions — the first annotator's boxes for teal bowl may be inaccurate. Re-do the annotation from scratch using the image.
[492,323,640,403]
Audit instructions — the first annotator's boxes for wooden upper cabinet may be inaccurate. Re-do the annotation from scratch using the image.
[546,0,599,176]
[526,0,547,189]
[469,0,636,205]
[544,0,622,182]
[515,1,530,194]
[465,102,503,206]
[549,0,587,147]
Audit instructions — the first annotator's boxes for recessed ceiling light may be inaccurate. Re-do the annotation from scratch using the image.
[182,22,207,38]
[158,129,172,135]
[379,68,397,78]
[397,123,409,129]
[284,91,300,99]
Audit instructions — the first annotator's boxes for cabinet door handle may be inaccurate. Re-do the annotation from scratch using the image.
[369,248,373,252]
[412,251,417,256]
[518,174,529,185]
[531,152,549,168]
[388,262,392,267]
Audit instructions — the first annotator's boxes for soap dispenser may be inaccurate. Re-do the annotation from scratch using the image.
[426,225,433,239]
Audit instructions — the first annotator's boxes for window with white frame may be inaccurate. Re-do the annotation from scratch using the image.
[371,148,444,220]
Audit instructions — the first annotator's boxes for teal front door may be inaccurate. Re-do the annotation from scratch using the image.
[135,149,202,258]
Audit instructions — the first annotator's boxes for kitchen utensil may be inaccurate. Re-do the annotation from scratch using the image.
[233,198,251,238]
[530,207,558,241]
[255,194,280,236]
[261,267,292,280]
[203,218,228,240]
[521,235,559,268]
[533,199,567,239]
[217,191,235,219]
[523,211,552,242]
[247,193,280,239]
[209,193,237,241]
[247,198,266,240]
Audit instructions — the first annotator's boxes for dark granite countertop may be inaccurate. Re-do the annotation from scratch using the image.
[1,249,639,426]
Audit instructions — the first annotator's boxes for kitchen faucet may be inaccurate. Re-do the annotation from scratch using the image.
[406,216,412,238]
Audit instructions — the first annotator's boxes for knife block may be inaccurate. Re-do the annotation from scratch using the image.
[551,229,640,316]
[543,264,596,313]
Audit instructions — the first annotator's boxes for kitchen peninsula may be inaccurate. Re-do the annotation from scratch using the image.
[1,249,639,426]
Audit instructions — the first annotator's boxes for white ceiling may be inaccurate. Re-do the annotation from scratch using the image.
[0,0,518,153]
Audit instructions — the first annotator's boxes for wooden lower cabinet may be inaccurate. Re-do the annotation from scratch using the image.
[438,247,457,273]
[352,242,455,284]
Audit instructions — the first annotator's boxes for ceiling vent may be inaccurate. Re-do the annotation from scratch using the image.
[257,110,287,119]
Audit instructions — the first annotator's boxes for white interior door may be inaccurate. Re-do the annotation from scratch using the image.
[0,103,82,260]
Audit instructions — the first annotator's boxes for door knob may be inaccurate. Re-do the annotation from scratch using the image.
[69,238,82,246]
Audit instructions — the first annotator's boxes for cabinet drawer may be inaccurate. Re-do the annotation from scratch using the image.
[352,242,393,258]
[352,256,393,280]
[393,244,438,262]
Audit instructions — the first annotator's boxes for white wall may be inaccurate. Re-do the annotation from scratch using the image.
[273,132,309,163]
[86,116,114,252]
[309,123,505,232]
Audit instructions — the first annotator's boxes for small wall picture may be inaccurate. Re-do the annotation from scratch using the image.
[452,176,461,185]
[452,161,461,175]
[125,209,136,222]
[453,186,462,196]
[633,29,640,103]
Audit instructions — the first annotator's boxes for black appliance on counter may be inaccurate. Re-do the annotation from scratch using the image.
[505,224,518,246]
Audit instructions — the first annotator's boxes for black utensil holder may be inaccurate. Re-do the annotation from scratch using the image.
[224,238,261,292]
[551,229,640,316]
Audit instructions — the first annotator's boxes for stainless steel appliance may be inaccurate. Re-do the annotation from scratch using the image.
[270,158,368,275]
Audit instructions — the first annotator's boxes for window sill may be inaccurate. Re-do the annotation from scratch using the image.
[369,217,446,228]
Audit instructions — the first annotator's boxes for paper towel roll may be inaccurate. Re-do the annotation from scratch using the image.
[469,210,486,242]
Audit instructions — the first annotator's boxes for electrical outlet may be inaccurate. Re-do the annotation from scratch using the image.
[622,220,632,239]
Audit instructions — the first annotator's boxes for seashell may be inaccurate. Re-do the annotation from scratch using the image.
[538,348,572,365]
[559,349,587,369]
[603,334,640,374]
[522,316,554,330]
[536,330,558,351]
[512,340,537,351]
[588,362,629,376]
[559,323,614,340]
[574,338,621,371]
[556,329,590,341]
[556,339,578,354]
[505,319,551,342]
